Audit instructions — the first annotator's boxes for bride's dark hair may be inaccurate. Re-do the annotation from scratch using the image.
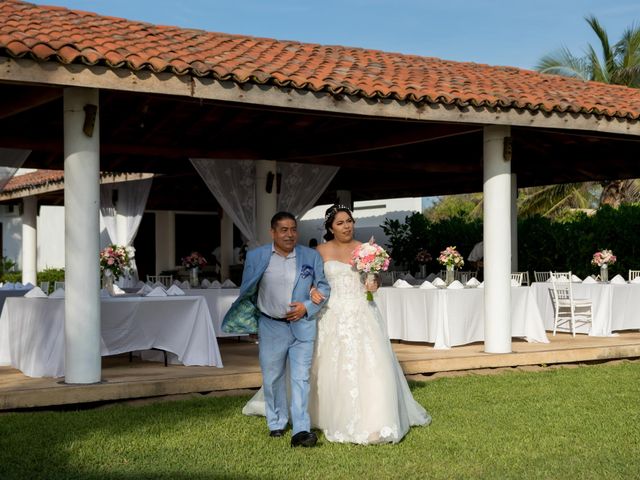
[323,204,355,241]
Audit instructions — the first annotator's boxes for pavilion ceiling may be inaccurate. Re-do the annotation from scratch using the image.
[1,82,640,207]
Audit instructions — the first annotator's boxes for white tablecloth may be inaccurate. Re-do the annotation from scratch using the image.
[375,286,549,348]
[184,288,244,337]
[0,295,223,378]
[0,288,32,311]
[532,282,640,336]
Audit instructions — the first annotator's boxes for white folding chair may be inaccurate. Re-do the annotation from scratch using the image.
[146,275,173,287]
[39,281,50,294]
[53,281,65,290]
[379,271,394,286]
[534,271,551,283]
[455,270,478,284]
[513,271,530,286]
[510,273,524,286]
[628,270,640,282]
[550,271,592,337]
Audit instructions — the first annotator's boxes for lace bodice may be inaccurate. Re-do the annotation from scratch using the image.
[323,260,366,303]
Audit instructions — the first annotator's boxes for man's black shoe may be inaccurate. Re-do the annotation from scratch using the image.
[269,429,285,438]
[290,431,317,447]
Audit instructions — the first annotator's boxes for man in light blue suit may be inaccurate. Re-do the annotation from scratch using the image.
[222,212,330,447]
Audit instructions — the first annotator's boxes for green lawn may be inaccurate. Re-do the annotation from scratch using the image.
[2,361,639,480]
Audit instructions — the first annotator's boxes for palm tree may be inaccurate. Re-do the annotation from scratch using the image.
[532,16,640,213]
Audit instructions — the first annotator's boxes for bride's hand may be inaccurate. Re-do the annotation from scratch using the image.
[310,287,325,304]
[365,275,380,293]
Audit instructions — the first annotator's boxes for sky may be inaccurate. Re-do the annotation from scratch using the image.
[32,0,640,70]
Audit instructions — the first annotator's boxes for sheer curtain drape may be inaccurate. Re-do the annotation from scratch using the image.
[0,148,31,191]
[99,178,153,286]
[191,159,338,246]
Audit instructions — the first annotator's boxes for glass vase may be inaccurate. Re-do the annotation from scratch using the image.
[419,264,427,278]
[600,264,608,283]
[102,274,114,295]
[190,267,199,287]
[446,265,455,285]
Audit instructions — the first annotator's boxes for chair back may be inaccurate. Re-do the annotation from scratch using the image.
[510,273,524,286]
[390,271,409,283]
[455,270,478,284]
[39,281,50,294]
[629,270,640,282]
[513,271,530,286]
[379,271,394,286]
[534,271,551,282]
[146,275,173,287]
[53,281,65,290]
[550,271,572,300]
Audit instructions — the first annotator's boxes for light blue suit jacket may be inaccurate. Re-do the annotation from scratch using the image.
[221,244,330,340]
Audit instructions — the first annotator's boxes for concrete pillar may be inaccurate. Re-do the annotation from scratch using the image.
[63,87,101,383]
[256,160,277,244]
[511,174,518,272]
[220,210,233,280]
[21,196,37,286]
[483,125,512,354]
[336,190,353,210]
[155,211,175,275]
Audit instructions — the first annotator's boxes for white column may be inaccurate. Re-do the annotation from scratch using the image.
[511,174,518,272]
[483,125,512,354]
[336,189,353,210]
[220,210,233,280]
[256,160,277,244]
[21,196,37,286]
[64,87,101,383]
[155,211,175,275]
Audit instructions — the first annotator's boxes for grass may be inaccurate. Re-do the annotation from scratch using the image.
[1,361,639,479]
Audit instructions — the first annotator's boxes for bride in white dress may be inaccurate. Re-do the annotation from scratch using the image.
[244,205,430,444]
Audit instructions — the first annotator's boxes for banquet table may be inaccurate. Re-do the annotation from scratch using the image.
[0,287,32,312]
[374,286,549,348]
[184,288,244,337]
[532,281,640,336]
[0,295,223,378]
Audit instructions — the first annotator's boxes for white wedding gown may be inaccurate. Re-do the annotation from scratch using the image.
[243,260,431,444]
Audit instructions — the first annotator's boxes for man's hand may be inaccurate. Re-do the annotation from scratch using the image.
[286,302,307,322]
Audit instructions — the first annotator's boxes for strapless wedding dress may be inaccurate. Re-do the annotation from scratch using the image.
[243,260,430,444]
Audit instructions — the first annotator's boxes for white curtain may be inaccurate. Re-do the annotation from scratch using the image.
[99,177,153,286]
[0,148,31,191]
[191,159,338,245]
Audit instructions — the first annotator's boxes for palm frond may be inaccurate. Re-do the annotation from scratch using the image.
[536,47,590,79]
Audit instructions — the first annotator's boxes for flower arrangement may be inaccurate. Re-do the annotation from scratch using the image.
[182,251,208,270]
[415,249,432,265]
[591,249,616,267]
[437,246,464,269]
[99,244,133,281]
[351,240,390,301]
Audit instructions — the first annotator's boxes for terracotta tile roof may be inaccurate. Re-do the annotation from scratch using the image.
[2,169,64,193]
[2,0,640,120]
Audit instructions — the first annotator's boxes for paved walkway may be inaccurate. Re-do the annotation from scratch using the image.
[1,332,639,410]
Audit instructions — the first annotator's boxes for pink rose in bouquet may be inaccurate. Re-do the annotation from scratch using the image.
[350,240,390,301]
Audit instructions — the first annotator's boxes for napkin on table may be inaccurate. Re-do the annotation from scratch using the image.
[23,282,35,289]
[208,280,222,289]
[24,286,47,298]
[632,276,640,284]
[1,282,15,290]
[583,276,597,284]
[146,286,167,297]
[222,279,237,288]
[152,281,165,288]
[478,281,485,289]
[448,280,464,289]
[425,273,437,282]
[166,285,186,296]
[392,279,413,288]
[201,279,211,288]
[419,281,437,289]
[173,279,182,286]
[510,279,521,287]
[466,277,480,287]
[402,273,416,284]
[571,274,582,282]
[14,282,23,289]
[432,277,446,287]
[137,284,153,295]
[49,288,65,298]
[610,274,626,284]
[112,284,126,295]
[135,280,146,288]
[180,280,191,290]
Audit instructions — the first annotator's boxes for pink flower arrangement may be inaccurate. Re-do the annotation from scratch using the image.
[591,249,616,267]
[99,244,133,281]
[437,246,464,269]
[415,249,432,265]
[351,240,390,301]
[182,251,208,269]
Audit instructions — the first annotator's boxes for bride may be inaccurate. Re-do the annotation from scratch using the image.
[244,205,430,444]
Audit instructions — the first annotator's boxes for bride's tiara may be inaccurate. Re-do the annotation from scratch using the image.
[324,204,352,222]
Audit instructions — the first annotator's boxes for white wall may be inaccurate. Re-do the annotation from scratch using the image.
[298,197,423,248]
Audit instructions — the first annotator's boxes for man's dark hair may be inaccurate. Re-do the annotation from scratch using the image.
[270,211,297,229]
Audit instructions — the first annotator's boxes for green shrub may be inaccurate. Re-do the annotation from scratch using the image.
[37,268,65,293]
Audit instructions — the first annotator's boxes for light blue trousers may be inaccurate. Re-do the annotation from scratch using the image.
[258,315,314,435]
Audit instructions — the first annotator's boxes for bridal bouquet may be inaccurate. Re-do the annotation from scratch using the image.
[437,246,464,269]
[99,244,133,281]
[351,240,390,301]
[182,251,208,269]
[591,249,616,267]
